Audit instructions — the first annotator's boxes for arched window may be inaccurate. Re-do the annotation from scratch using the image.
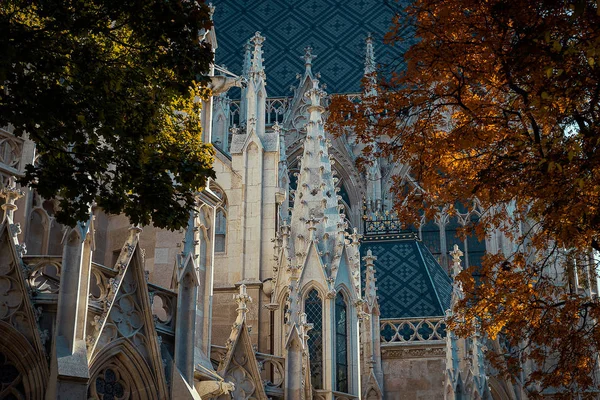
[210,183,227,253]
[335,292,348,393]
[215,209,226,253]
[305,289,323,389]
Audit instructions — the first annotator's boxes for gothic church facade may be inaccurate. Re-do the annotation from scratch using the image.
[0,2,524,399]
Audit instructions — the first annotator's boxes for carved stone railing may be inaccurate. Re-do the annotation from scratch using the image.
[363,211,415,236]
[88,262,119,311]
[265,97,288,126]
[24,256,62,296]
[380,317,447,344]
[256,352,284,398]
[229,97,289,127]
[24,258,178,338]
[313,390,359,400]
[148,283,177,335]
[332,391,359,400]
[0,127,25,176]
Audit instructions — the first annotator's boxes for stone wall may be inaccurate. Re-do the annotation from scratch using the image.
[381,345,446,399]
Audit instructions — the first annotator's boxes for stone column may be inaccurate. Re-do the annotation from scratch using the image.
[48,218,94,399]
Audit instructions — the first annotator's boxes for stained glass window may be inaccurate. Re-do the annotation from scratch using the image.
[335,292,349,393]
[93,367,127,400]
[305,289,323,389]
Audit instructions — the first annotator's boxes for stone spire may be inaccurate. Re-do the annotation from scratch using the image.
[362,34,382,211]
[249,32,266,79]
[288,78,347,276]
[242,40,253,77]
[364,34,376,76]
[239,40,252,125]
[302,45,317,78]
[243,32,267,137]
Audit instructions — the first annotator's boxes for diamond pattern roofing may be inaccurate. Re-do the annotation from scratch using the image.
[211,0,402,96]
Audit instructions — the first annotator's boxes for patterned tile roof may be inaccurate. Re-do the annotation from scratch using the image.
[361,236,452,318]
[211,0,403,97]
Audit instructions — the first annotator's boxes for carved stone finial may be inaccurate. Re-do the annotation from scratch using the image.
[234,284,252,320]
[0,178,24,223]
[129,224,143,235]
[362,249,377,265]
[450,244,463,277]
[251,31,265,47]
[249,32,266,77]
[302,46,317,66]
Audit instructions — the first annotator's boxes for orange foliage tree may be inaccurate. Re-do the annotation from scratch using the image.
[328,0,600,396]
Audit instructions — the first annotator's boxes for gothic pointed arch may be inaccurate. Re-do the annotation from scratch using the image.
[362,367,384,400]
[26,208,48,255]
[0,320,47,400]
[210,182,228,254]
[88,338,162,400]
[297,243,330,294]
[88,238,168,399]
[0,223,48,399]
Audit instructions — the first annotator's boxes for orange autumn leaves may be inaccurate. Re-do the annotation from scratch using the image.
[328,0,600,395]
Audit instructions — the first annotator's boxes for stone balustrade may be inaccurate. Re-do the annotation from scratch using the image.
[255,351,285,397]
[24,257,177,338]
[380,316,447,344]
[0,127,25,175]
[313,389,359,400]
[24,256,62,296]
[332,391,359,400]
[148,282,177,335]
[229,97,289,127]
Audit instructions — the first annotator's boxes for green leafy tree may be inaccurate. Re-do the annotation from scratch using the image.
[0,0,216,230]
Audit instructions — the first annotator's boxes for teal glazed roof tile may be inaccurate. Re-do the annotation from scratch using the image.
[211,0,404,97]
[361,236,452,318]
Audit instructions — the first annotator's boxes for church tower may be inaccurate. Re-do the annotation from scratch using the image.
[270,53,364,398]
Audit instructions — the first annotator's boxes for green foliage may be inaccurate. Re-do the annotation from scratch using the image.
[0,0,216,230]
